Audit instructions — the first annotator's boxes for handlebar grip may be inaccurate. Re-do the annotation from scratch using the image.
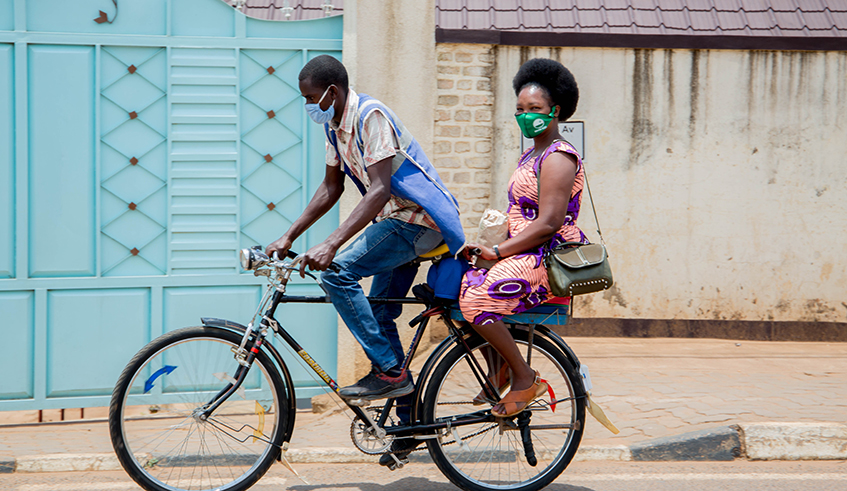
[280,249,340,273]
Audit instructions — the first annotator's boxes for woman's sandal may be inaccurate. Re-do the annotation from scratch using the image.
[472,363,511,405]
[491,371,548,418]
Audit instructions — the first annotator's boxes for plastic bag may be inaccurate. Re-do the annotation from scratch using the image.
[475,209,508,270]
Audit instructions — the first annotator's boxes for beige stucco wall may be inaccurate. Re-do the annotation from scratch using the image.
[334,12,847,381]
[480,45,847,324]
[334,0,439,384]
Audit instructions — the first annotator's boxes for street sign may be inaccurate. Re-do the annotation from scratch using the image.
[521,121,585,159]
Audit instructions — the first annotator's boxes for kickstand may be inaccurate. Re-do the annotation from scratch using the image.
[279,442,310,485]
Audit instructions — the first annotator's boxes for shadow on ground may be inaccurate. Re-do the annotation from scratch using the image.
[289,476,596,491]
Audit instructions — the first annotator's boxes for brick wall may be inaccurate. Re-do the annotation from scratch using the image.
[433,43,495,234]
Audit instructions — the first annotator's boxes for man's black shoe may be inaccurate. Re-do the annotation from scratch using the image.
[338,369,414,401]
[379,438,424,469]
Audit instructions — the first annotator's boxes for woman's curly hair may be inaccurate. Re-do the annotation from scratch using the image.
[512,58,579,121]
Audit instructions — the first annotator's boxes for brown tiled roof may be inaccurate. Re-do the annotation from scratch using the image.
[223,0,343,21]
[437,0,846,36]
[437,1,847,50]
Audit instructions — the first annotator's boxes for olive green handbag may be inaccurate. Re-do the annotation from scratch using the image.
[537,142,613,297]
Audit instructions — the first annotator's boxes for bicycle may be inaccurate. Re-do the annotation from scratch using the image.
[109,245,592,491]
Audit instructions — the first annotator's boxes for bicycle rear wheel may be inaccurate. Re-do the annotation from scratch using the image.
[109,326,289,491]
[421,328,585,491]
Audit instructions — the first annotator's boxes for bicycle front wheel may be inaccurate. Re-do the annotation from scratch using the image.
[421,328,585,491]
[109,326,290,491]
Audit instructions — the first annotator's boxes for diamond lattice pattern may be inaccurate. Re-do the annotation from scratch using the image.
[239,50,308,249]
[100,47,167,276]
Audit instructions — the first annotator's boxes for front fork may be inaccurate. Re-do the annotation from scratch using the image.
[200,284,280,420]
[200,331,267,420]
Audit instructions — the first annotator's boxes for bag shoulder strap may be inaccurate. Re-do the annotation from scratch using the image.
[324,122,368,197]
[535,139,605,245]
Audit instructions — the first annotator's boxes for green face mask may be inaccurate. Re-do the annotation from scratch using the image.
[515,107,556,138]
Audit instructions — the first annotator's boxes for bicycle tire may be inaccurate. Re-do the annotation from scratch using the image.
[421,328,585,491]
[109,326,290,491]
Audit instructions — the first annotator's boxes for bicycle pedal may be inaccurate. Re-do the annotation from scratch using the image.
[388,457,409,471]
[346,398,370,407]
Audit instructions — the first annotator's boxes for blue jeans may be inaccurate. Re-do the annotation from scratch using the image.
[321,219,442,422]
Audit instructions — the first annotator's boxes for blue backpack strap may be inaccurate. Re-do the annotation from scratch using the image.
[323,122,368,197]
[354,94,402,158]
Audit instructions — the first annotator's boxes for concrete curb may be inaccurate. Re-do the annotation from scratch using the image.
[6,423,847,472]
[630,426,741,461]
[16,453,123,473]
[740,422,847,461]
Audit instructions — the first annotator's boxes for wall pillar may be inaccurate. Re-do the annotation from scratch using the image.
[335,0,438,384]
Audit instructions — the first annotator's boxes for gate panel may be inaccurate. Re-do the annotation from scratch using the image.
[163,286,260,334]
[0,0,11,31]
[0,0,343,412]
[172,0,235,38]
[0,44,12,278]
[169,48,240,275]
[26,0,167,35]
[46,288,150,397]
[0,292,33,400]
[101,47,168,276]
[28,45,96,278]
[239,49,305,248]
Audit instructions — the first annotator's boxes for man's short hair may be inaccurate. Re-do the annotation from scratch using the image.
[299,54,349,91]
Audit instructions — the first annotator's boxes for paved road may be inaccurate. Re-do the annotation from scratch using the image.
[2,461,845,491]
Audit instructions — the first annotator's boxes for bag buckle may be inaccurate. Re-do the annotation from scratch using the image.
[575,248,591,266]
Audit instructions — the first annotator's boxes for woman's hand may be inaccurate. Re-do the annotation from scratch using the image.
[462,243,498,262]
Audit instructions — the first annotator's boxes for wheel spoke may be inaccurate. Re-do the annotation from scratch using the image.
[111,327,287,491]
[421,330,585,490]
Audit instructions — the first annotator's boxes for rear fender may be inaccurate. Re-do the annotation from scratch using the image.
[532,325,586,395]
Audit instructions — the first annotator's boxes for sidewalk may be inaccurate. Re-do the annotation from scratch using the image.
[2,337,846,472]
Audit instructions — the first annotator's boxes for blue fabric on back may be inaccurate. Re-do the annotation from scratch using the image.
[324,94,466,255]
[426,257,469,301]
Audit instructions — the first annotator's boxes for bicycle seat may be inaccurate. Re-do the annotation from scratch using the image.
[419,243,451,258]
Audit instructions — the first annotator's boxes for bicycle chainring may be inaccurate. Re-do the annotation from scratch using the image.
[350,407,395,455]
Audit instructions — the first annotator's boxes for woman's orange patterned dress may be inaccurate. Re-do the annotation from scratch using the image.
[459,140,586,325]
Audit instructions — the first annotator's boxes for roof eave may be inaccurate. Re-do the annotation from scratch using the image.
[436,28,847,52]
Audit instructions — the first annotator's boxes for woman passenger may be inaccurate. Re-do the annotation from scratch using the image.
[460,58,586,417]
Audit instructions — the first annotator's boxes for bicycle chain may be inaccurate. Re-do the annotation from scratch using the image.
[357,402,498,454]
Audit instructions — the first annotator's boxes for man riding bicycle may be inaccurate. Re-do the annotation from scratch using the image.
[266,55,465,425]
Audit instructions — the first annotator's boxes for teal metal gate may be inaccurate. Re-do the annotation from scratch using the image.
[0,0,342,410]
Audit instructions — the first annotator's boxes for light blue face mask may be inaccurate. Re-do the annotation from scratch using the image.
[305,85,335,124]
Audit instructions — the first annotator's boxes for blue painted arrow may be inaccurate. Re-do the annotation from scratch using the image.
[144,365,177,393]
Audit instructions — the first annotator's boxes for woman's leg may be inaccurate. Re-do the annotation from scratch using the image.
[471,319,536,413]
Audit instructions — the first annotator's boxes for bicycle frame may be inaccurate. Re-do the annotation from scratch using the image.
[193,252,579,462]
[198,252,512,443]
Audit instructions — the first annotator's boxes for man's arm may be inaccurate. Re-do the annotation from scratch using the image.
[298,156,392,275]
[266,164,345,258]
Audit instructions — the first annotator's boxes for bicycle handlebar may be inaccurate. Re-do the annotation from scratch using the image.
[269,248,340,273]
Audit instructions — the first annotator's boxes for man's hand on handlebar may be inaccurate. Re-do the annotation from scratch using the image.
[299,240,339,278]
[266,235,293,261]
